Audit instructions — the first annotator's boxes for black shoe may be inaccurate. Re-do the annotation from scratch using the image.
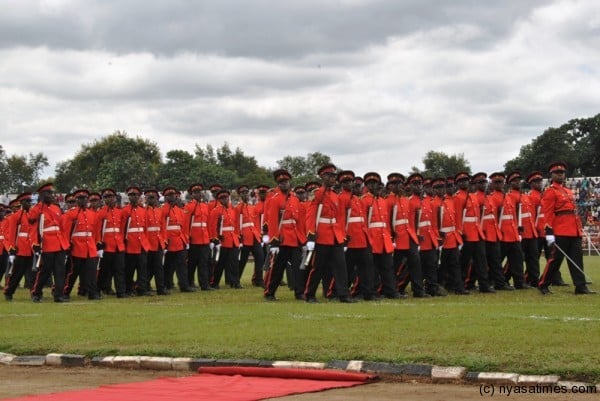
[538,286,552,295]
[413,292,431,298]
[253,281,266,288]
[104,288,116,295]
[295,294,306,301]
[140,291,155,296]
[552,281,570,287]
[231,283,244,289]
[210,285,220,290]
[384,292,405,299]
[339,296,357,303]
[515,283,532,290]
[32,296,42,303]
[54,297,69,303]
[575,287,597,295]
[180,287,197,292]
[495,284,515,291]
[117,293,132,298]
[305,297,319,304]
[454,289,471,295]
[264,295,278,302]
[88,295,102,300]
[200,287,215,291]
[5,294,13,301]
[480,287,496,293]
[156,290,170,295]
[429,286,449,297]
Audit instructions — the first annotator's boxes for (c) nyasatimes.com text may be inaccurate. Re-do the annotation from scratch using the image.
[479,383,597,396]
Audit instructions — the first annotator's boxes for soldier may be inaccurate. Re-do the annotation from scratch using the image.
[501,171,529,289]
[62,189,102,300]
[28,183,70,303]
[235,185,265,287]
[407,173,446,296]
[304,164,355,303]
[338,174,377,300]
[162,186,194,293]
[96,188,127,298]
[121,186,152,296]
[484,173,515,291]
[538,162,596,295]
[64,193,76,211]
[183,183,212,291]
[515,174,541,287]
[361,172,401,299]
[144,189,169,295]
[388,173,428,298]
[454,173,495,293]
[0,204,8,289]
[4,193,35,300]
[207,184,224,286]
[263,169,305,301]
[89,192,103,211]
[209,189,242,289]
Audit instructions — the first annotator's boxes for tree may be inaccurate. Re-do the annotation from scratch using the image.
[54,131,161,192]
[276,152,333,184]
[414,151,471,178]
[0,145,49,193]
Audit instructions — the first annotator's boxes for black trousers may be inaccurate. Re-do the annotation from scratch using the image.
[394,240,425,295]
[439,247,463,291]
[459,240,490,290]
[31,251,66,300]
[539,236,587,289]
[485,241,507,288]
[264,246,302,298]
[98,251,125,296]
[212,247,240,287]
[125,252,149,294]
[187,244,211,289]
[345,247,377,298]
[65,256,99,298]
[420,249,439,293]
[501,241,525,287]
[521,238,540,286]
[372,251,399,298]
[4,255,35,296]
[146,250,167,293]
[238,240,265,285]
[164,250,190,291]
[304,243,349,299]
[537,237,565,284]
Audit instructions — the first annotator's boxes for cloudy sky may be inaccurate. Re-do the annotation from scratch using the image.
[1,0,599,180]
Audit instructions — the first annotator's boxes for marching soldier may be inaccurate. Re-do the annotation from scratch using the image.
[62,189,102,300]
[209,189,242,289]
[121,186,152,296]
[454,173,495,293]
[538,162,596,295]
[144,189,169,295]
[263,169,305,301]
[0,204,8,289]
[207,184,224,287]
[304,164,356,303]
[501,171,529,289]
[4,193,35,300]
[96,188,127,297]
[361,172,401,299]
[89,192,103,211]
[235,185,265,287]
[183,183,213,291]
[28,183,70,303]
[162,186,194,292]
[514,174,541,287]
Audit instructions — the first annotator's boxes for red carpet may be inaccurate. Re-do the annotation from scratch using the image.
[3,368,377,401]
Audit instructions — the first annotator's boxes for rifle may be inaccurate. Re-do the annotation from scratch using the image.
[97,218,107,271]
[214,215,223,262]
[32,213,45,272]
[304,203,322,268]
[162,216,169,265]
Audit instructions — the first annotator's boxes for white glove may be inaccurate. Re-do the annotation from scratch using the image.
[97,249,104,258]
[270,246,279,254]
[546,235,556,246]
[9,255,16,264]
[343,246,348,252]
[393,242,397,249]
[306,241,315,251]
[162,249,168,255]
[437,245,443,252]
[239,243,244,249]
[458,244,463,251]
[262,235,270,244]
[185,243,190,250]
[209,242,215,250]
[518,235,522,242]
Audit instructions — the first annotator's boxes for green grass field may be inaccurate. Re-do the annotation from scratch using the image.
[1,256,599,382]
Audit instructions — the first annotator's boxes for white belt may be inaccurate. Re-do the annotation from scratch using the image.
[394,218,409,226]
[104,227,120,233]
[147,227,161,232]
[191,222,208,227]
[280,219,296,225]
[0,236,4,240]
[418,221,431,228]
[128,227,144,233]
[463,217,478,223]
[72,232,92,237]
[520,212,531,218]
[440,226,455,233]
[538,213,544,217]
[318,218,336,224]
[482,215,495,221]
[221,226,234,232]
[500,215,513,220]
[368,222,387,228]
[166,225,181,231]
[347,217,364,223]
[43,226,60,232]
[18,232,29,237]
[241,222,255,228]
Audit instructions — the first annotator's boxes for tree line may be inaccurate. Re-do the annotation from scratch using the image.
[1,112,599,194]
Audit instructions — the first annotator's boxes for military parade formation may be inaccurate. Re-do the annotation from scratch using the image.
[0,161,596,303]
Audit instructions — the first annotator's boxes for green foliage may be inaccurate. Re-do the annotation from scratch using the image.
[277,151,333,185]
[0,145,49,193]
[1,258,599,381]
[413,150,471,178]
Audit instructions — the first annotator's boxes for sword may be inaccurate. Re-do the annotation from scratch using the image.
[552,241,593,284]
[7,258,14,277]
